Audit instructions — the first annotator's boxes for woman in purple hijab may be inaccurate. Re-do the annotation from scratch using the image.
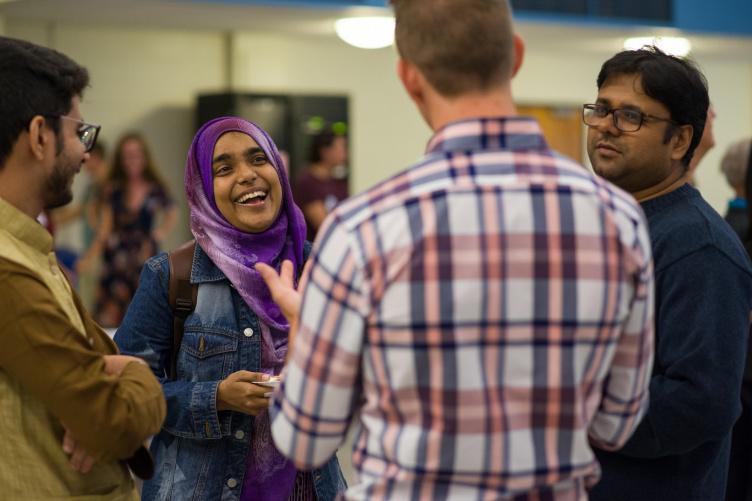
[115,117,346,501]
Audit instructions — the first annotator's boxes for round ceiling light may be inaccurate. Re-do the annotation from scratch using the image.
[623,36,692,57]
[335,16,395,50]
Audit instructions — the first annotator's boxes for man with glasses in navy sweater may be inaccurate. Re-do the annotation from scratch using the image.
[585,47,752,501]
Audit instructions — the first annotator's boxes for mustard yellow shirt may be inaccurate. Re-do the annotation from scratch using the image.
[0,197,166,500]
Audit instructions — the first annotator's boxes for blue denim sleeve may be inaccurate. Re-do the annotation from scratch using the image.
[114,253,224,440]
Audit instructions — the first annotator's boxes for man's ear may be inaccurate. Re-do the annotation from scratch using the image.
[27,115,49,161]
[670,124,693,162]
[397,58,425,107]
[511,34,525,78]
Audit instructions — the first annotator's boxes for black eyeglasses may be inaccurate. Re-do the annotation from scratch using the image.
[45,115,101,153]
[582,104,676,133]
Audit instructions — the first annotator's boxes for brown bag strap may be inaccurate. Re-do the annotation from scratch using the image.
[167,240,198,380]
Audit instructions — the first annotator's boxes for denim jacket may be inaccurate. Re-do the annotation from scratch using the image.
[114,243,346,501]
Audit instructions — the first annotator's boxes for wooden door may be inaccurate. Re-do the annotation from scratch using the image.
[518,105,584,163]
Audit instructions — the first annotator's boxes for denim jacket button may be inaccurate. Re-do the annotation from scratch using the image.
[243,328,254,337]
[234,430,245,440]
[227,478,238,488]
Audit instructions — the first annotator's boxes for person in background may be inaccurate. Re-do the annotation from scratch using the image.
[293,129,349,240]
[720,138,752,241]
[258,0,656,499]
[74,141,111,307]
[0,35,165,500]
[114,117,346,500]
[85,132,177,327]
[584,47,752,501]
[79,142,110,250]
[725,137,752,501]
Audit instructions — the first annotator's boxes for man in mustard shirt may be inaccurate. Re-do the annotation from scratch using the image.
[0,36,166,500]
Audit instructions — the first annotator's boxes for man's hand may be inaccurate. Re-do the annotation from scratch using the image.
[255,260,308,325]
[62,427,96,474]
[102,354,146,376]
[217,371,272,416]
[257,260,312,359]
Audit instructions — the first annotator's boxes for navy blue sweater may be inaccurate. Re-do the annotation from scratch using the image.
[591,184,752,501]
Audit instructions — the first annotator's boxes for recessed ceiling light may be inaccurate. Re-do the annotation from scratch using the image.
[623,36,692,57]
[335,16,395,50]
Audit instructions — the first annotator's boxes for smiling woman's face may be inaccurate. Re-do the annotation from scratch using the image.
[212,131,283,233]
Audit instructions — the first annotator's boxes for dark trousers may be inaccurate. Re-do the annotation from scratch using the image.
[727,332,752,501]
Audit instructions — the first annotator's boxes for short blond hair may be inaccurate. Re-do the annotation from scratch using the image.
[720,138,752,190]
[391,0,515,97]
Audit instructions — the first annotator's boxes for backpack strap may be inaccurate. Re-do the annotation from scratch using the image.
[167,240,198,380]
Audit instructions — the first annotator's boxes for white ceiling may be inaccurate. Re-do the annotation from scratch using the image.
[1,0,751,59]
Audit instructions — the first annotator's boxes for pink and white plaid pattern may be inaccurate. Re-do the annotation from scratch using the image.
[271,117,654,500]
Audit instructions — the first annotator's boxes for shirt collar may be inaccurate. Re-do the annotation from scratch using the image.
[640,183,699,216]
[0,197,53,254]
[190,243,228,283]
[426,117,548,155]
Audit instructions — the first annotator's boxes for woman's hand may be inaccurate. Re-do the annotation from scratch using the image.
[216,371,271,416]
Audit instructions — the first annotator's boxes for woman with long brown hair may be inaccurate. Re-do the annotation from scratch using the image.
[85,132,177,327]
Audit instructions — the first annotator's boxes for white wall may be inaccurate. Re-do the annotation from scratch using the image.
[692,57,752,210]
[515,50,604,106]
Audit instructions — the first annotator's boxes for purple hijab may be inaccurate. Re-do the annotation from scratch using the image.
[185,117,307,500]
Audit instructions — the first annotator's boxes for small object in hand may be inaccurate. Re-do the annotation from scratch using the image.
[254,375,282,388]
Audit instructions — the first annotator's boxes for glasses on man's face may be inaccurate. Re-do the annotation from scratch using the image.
[582,104,675,133]
[46,115,101,153]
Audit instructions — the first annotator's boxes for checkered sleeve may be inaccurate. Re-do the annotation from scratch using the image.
[589,216,655,450]
[271,214,368,469]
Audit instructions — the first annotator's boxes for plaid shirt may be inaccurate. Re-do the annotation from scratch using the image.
[271,117,654,500]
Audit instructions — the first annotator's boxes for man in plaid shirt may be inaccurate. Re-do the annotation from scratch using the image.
[257,1,654,499]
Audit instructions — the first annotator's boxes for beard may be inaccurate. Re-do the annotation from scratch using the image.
[43,152,79,210]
